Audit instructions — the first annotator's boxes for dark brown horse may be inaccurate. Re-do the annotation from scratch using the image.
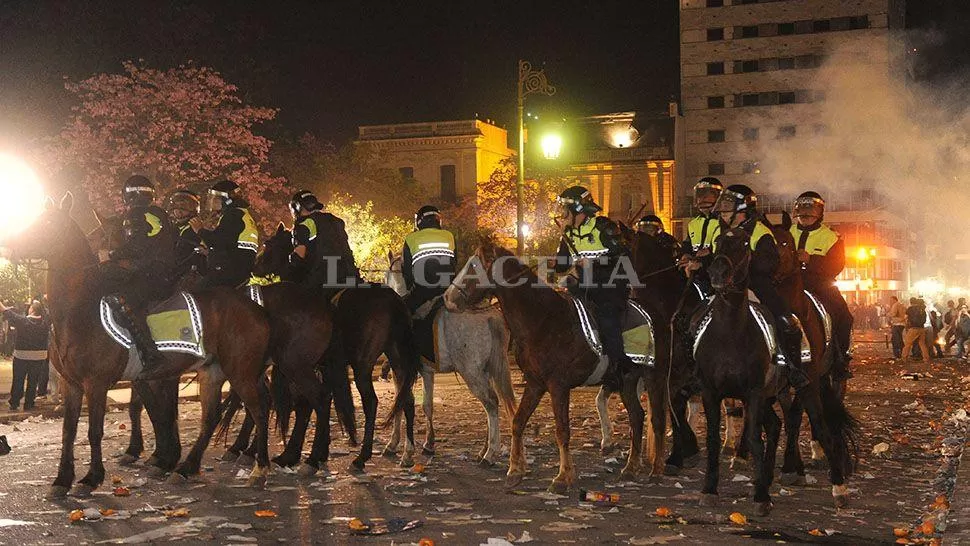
[445,240,650,491]
[1,194,274,497]
[230,226,420,473]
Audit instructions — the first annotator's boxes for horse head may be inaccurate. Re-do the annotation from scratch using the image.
[253,221,292,278]
[2,192,93,267]
[630,230,675,277]
[384,253,406,296]
[86,212,125,262]
[445,236,526,311]
[767,212,799,285]
[709,227,751,293]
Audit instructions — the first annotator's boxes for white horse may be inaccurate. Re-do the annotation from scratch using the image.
[383,254,516,465]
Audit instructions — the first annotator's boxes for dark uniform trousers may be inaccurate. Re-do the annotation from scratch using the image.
[749,275,802,364]
[581,275,634,372]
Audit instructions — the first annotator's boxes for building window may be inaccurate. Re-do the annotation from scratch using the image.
[399,166,414,180]
[439,165,457,203]
[778,57,795,70]
[740,25,759,38]
[742,161,760,174]
[708,130,726,143]
[795,20,814,34]
[743,127,760,141]
[777,126,797,139]
[706,62,725,75]
[778,91,796,104]
[707,96,725,109]
[706,0,724,6]
[813,19,831,32]
[741,93,760,107]
[850,15,870,30]
[796,54,818,69]
[741,60,759,73]
[778,22,795,35]
[707,28,724,41]
[708,163,725,176]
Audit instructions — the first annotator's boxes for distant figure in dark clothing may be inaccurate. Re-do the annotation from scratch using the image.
[901,297,929,363]
[2,299,51,411]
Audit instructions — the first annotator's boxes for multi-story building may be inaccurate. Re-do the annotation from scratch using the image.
[679,0,907,303]
[356,119,513,203]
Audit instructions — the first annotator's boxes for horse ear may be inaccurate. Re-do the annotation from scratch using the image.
[44,196,56,211]
[276,221,286,235]
[59,191,74,213]
[387,250,393,266]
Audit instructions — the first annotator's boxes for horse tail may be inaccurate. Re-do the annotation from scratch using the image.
[488,315,517,420]
[820,377,859,477]
[323,336,358,446]
[382,298,419,428]
[214,390,243,445]
[270,365,292,442]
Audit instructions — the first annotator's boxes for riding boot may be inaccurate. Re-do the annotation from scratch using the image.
[106,295,165,375]
[777,315,809,390]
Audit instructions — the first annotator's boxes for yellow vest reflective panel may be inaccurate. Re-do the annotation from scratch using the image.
[298,217,318,241]
[712,221,775,252]
[237,208,259,253]
[687,215,720,251]
[790,224,839,256]
[145,212,162,237]
[405,228,456,265]
[566,218,608,259]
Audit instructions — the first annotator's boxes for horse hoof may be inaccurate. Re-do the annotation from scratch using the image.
[117,453,139,466]
[663,464,682,476]
[147,465,168,480]
[348,459,366,474]
[380,446,398,459]
[778,472,806,486]
[601,443,617,456]
[70,483,96,498]
[478,457,497,468]
[296,463,319,477]
[47,485,70,499]
[422,445,435,457]
[698,493,718,507]
[808,458,827,469]
[506,472,524,489]
[166,472,189,485]
[548,480,569,495]
[145,455,160,468]
[247,472,268,489]
[221,450,240,462]
[683,454,701,469]
[754,501,772,517]
[236,454,255,467]
[646,473,663,485]
[619,468,639,482]
[834,494,849,509]
[271,455,297,469]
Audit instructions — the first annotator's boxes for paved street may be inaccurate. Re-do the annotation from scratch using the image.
[0,335,967,544]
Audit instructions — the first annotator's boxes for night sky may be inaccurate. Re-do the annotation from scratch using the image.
[1,0,967,151]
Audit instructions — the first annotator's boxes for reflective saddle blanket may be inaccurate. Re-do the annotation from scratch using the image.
[692,296,812,364]
[568,296,656,386]
[100,292,205,379]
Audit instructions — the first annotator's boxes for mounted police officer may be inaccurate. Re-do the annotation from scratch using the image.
[166,189,205,278]
[791,191,853,378]
[637,214,681,259]
[189,180,258,289]
[679,177,723,292]
[555,186,632,391]
[714,184,809,389]
[289,190,360,299]
[401,205,456,316]
[103,175,176,373]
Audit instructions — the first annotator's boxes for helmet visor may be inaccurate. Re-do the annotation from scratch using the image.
[205,190,226,213]
[638,220,662,236]
[793,196,824,220]
[713,190,744,214]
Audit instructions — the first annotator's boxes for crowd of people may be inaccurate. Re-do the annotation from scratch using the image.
[886,295,970,362]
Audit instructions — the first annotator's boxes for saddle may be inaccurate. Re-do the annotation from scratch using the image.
[413,297,446,367]
[100,291,206,379]
[803,289,833,345]
[567,295,656,386]
[691,296,812,364]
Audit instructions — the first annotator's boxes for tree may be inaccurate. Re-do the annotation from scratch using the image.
[51,61,287,230]
[325,194,413,281]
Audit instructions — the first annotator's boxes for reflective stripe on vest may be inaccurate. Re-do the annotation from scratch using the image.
[567,217,608,259]
[712,220,775,252]
[237,208,259,252]
[405,228,456,265]
[145,212,162,237]
[791,224,839,256]
[687,215,720,251]
[298,217,318,241]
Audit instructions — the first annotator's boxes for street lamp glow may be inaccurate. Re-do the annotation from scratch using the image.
[0,154,44,240]
[540,133,563,160]
[855,247,871,262]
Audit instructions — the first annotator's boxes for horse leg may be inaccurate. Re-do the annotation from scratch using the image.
[172,371,225,480]
[381,379,403,459]
[595,386,617,454]
[699,390,722,506]
[745,394,770,516]
[461,368,501,466]
[133,379,181,474]
[225,411,254,463]
[645,374,668,481]
[800,385,849,508]
[302,389,332,474]
[507,381,545,488]
[237,377,272,488]
[619,375,645,481]
[273,402,311,469]
[420,367,435,455]
[234,413,258,467]
[49,381,83,498]
[119,384,145,465]
[74,383,109,496]
[761,399,782,512]
[548,385,576,494]
[350,367,379,472]
[779,394,807,486]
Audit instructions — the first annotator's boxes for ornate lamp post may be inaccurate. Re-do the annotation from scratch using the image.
[516,60,556,255]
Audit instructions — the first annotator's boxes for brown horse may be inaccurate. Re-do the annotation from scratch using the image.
[2,194,274,497]
[445,240,650,492]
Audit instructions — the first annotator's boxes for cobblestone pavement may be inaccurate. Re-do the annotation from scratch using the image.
[0,336,966,545]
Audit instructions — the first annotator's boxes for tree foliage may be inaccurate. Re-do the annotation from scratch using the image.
[325,194,413,281]
[51,61,287,230]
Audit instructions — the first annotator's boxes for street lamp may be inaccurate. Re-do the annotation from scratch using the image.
[0,153,44,241]
[540,133,563,160]
[516,60,556,255]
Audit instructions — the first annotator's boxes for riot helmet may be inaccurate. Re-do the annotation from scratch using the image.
[693,177,723,214]
[556,186,601,217]
[205,180,240,213]
[414,205,441,229]
[123,175,155,208]
[167,189,200,224]
[793,191,825,227]
[289,190,324,219]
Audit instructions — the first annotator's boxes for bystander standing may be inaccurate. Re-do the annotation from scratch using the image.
[901,297,930,363]
[888,295,906,358]
[2,299,51,411]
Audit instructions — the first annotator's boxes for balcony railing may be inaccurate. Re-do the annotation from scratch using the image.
[573,146,672,164]
[359,120,481,140]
